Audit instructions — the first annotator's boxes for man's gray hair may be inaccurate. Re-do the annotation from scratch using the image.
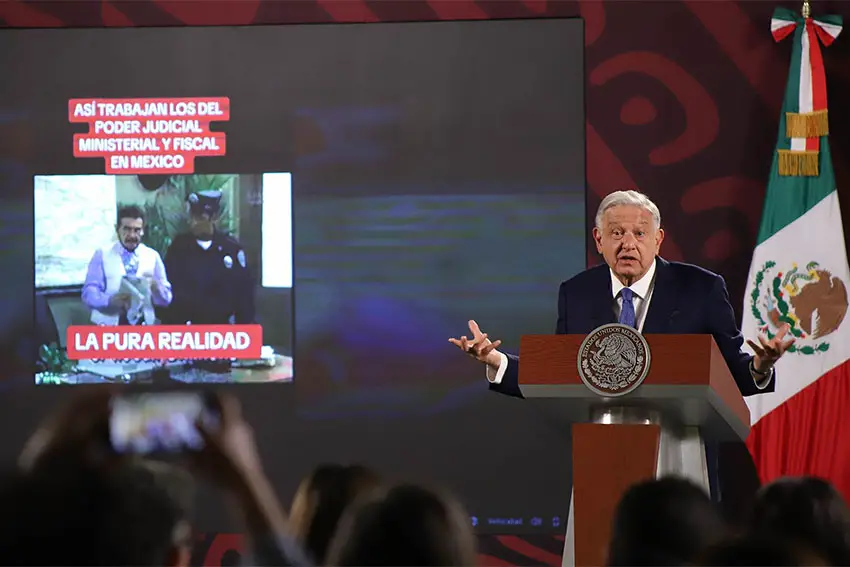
[595,190,662,230]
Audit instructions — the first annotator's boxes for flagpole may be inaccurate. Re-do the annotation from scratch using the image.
[802,0,810,19]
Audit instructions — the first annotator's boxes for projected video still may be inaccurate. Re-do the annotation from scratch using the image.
[34,172,293,385]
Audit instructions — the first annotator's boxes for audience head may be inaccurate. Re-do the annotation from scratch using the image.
[289,463,380,564]
[606,476,726,566]
[0,458,194,566]
[132,459,196,566]
[750,475,850,566]
[326,483,476,566]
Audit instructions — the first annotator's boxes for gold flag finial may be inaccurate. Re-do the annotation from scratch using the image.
[802,0,811,19]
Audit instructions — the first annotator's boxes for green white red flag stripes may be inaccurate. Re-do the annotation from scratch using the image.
[744,7,850,496]
[769,8,841,175]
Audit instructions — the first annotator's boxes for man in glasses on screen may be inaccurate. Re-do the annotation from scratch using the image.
[161,190,255,327]
[82,205,173,326]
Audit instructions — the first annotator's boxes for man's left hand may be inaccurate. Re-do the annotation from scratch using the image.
[747,323,795,373]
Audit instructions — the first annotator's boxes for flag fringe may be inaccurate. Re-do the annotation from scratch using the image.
[786,110,829,138]
[777,149,820,176]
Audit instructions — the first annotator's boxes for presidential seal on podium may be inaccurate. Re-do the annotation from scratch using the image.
[577,323,651,397]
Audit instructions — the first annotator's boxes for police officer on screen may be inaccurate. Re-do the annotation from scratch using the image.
[161,190,255,326]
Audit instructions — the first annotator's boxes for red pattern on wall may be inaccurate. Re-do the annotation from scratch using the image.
[3,1,850,565]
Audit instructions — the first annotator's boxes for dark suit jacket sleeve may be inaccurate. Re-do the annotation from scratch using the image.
[488,282,569,399]
[162,238,205,324]
[707,275,775,396]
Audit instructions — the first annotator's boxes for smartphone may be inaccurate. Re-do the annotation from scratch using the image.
[109,391,219,454]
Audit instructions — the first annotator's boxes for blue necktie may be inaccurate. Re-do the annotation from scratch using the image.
[122,250,138,276]
[619,288,636,329]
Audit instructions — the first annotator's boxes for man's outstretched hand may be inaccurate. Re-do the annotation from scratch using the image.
[747,322,795,373]
[449,320,503,369]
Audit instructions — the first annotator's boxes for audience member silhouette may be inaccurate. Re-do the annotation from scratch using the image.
[606,476,727,566]
[289,463,380,564]
[13,390,850,567]
[749,476,850,566]
[0,460,193,566]
[326,483,477,566]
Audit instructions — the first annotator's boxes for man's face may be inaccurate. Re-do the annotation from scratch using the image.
[117,217,144,251]
[189,211,216,239]
[592,205,664,285]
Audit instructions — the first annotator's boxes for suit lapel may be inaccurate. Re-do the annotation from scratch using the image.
[643,257,680,333]
[590,265,617,327]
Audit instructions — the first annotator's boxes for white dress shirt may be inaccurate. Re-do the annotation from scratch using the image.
[610,257,657,332]
[486,258,771,389]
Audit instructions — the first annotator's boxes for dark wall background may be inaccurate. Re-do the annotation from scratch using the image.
[3,0,848,332]
[3,1,850,565]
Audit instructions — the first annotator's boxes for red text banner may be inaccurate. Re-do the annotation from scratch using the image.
[69,97,230,174]
[66,324,262,361]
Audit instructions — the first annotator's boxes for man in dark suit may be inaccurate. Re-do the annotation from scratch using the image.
[449,190,794,498]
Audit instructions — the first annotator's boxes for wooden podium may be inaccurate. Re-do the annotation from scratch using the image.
[518,333,750,567]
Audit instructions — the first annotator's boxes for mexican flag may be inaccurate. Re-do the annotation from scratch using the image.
[743,7,849,496]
